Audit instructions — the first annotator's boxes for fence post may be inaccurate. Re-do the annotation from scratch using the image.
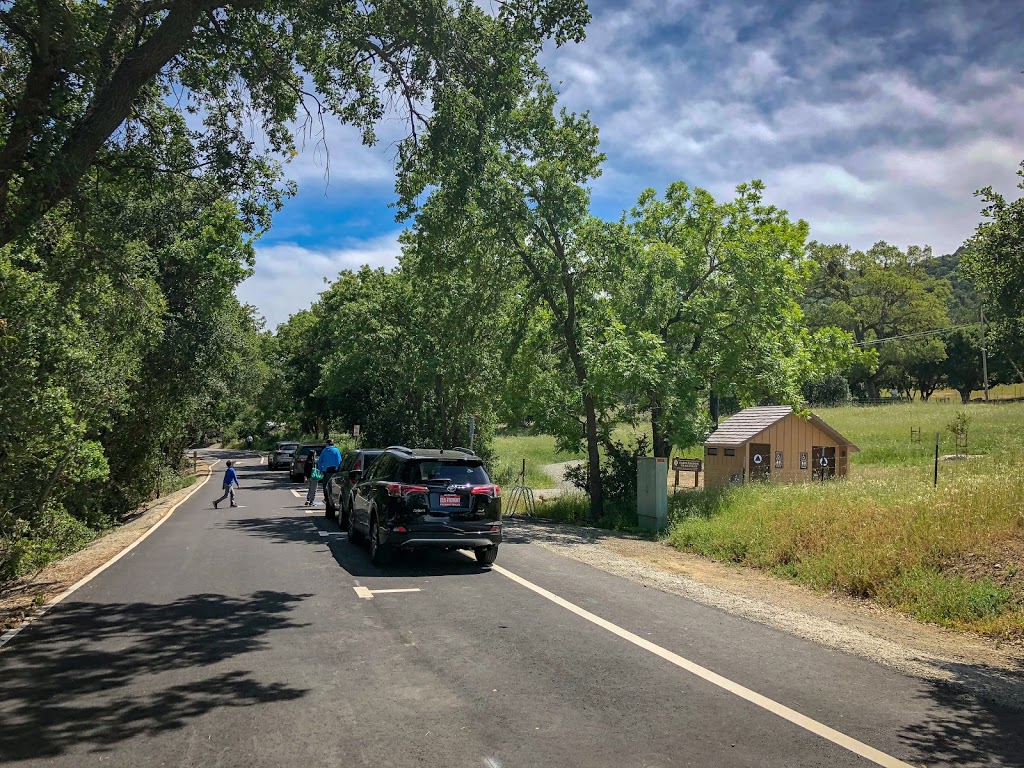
[933,432,939,488]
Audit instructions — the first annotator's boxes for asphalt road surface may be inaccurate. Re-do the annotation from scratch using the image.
[1,450,1022,767]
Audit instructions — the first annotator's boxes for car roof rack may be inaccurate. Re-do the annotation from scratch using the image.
[385,445,414,454]
[451,447,476,456]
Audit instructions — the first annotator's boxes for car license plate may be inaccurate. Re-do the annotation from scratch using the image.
[440,494,461,507]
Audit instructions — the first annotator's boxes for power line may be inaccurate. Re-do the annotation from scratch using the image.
[851,323,980,347]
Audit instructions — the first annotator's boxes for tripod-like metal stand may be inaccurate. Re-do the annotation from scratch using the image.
[504,459,536,518]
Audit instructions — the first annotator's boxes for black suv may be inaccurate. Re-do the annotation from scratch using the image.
[325,448,383,525]
[348,447,502,566]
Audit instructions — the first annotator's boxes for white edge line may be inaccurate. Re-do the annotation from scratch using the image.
[0,460,220,651]
[491,564,914,768]
[369,588,421,594]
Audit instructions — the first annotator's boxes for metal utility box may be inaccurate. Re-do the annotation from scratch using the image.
[637,457,668,531]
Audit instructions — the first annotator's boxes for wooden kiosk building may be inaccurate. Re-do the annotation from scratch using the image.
[703,406,858,489]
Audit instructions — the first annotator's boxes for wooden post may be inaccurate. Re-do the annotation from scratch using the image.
[934,432,939,488]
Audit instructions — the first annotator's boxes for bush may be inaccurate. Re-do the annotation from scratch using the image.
[802,374,852,406]
[0,504,96,581]
[564,434,650,504]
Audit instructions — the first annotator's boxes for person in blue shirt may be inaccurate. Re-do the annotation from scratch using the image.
[213,460,240,509]
[317,438,342,503]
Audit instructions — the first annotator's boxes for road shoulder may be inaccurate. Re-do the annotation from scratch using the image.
[504,518,1024,710]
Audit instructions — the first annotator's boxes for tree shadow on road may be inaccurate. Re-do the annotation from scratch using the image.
[0,591,310,760]
[898,675,1024,767]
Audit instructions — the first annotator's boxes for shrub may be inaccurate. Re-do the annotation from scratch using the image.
[802,374,852,406]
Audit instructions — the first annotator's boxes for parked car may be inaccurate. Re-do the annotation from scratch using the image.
[325,448,383,524]
[268,441,299,470]
[348,446,502,566]
[289,443,327,482]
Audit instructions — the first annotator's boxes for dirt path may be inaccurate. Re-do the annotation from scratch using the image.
[535,460,583,498]
[504,518,1024,711]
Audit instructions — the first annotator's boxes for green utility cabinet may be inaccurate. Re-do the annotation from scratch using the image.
[637,457,668,531]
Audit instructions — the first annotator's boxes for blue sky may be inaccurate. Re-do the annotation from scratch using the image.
[237,0,1024,329]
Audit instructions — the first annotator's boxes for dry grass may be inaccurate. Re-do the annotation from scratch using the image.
[668,402,1024,638]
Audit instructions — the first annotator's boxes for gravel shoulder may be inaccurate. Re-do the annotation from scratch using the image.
[504,517,1024,710]
[0,464,211,634]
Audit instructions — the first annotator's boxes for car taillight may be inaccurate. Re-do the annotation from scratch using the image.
[354,459,362,471]
[386,483,430,497]
[471,484,501,497]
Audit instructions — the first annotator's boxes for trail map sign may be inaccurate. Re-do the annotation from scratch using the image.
[672,457,702,491]
[672,458,702,472]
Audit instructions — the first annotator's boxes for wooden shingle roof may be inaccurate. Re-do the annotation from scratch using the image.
[705,406,793,446]
[705,406,859,451]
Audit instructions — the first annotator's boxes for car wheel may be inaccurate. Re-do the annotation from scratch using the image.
[475,546,498,565]
[369,514,391,565]
[347,508,362,545]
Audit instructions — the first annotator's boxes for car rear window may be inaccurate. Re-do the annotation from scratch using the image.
[298,445,326,458]
[279,443,298,451]
[402,460,489,484]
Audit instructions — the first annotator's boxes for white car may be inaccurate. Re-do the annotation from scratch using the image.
[268,442,298,470]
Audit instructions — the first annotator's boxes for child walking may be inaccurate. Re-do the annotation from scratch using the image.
[213,460,240,508]
[304,450,319,506]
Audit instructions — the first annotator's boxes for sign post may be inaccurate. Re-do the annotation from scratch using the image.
[934,432,939,488]
[819,456,828,484]
[469,415,476,451]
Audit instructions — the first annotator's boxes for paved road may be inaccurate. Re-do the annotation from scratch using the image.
[1,450,1021,767]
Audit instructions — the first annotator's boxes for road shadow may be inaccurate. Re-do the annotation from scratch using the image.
[0,591,310,760]
[899,676,1024,767]
[241,468,303,491]
[222,516,329,546]
[324,538,491,579]
[221,516,491,579]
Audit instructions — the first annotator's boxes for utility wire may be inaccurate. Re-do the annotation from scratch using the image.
[852,323,980,347]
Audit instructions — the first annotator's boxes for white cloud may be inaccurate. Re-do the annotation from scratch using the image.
[236,233,403,329]
[543,0,1024,254]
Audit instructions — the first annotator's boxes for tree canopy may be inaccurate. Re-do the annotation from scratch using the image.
[0,0,589,247]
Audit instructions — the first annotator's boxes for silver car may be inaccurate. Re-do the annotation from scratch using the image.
[268,442,298,470]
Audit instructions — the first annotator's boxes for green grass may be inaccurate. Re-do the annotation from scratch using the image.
[667,401,1024,638]
[528,492,648,533]
[490,432,584,488]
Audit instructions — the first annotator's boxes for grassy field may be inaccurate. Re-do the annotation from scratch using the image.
[490,431,585,489]
[669,401,1024,639]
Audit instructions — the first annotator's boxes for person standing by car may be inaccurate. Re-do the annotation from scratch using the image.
[317,438,342,502]
[213,460,240,509]
[304,449,319,506]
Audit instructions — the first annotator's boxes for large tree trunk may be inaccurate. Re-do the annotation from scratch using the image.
[582,393,603,519]
[864,378,880,400]
[650,392,670,458]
